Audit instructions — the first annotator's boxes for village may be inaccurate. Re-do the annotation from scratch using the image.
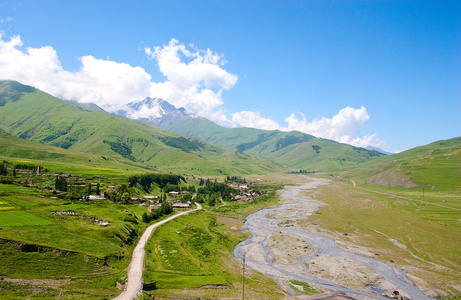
[1,161,267,225]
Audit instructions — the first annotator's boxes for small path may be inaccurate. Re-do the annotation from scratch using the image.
[113,203,202,300]
[216,198,227,209]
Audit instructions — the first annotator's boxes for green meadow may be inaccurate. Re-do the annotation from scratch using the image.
[306,179,461,297]
[0,153,286,299]
[142,208,284,299]
[0,82,459,299]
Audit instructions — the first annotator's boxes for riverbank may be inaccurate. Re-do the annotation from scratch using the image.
[234,175,435,300]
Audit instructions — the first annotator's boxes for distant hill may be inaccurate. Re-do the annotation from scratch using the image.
[345,137,461,191]
[120,97,385,172]
[0,80,283,176]
[0,129,155,175]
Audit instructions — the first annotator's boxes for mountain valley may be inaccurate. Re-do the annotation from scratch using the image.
[0,80,460,300]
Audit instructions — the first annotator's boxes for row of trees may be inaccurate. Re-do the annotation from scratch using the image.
[128,173,186,193]
[142,201,173,223]
[0,161,48,177]
[195,179,239,206]
[225,176,247,184]
[161,183,195,193]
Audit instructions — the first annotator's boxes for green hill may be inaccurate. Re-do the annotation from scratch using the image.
[158,113,385,172]
[344,137,461,191]
[0,80,283,176]
[0,129,153,176]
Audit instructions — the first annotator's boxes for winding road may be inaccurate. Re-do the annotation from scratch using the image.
[113,203,202,300]
[234,177,433,300]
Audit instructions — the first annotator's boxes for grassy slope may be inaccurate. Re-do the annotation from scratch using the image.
[305,138,461,297]
[344,137,461,191]
[307,179,461,297]
[0,181,150,299]
[0,163,287,299]
[161,113,385,172]
[143,209,285,299]
[0,130,150,177]
[0,80,283,176]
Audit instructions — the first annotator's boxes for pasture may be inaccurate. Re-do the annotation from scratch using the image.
[307,179,461,297]
[143,210,285,299]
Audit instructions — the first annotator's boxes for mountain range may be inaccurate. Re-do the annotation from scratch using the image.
[2,80,459,181]
[0,80,281,175]
[115,97,385,172]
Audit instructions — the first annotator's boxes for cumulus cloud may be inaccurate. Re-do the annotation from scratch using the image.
[0,34,236,117]
[231,111,280,130]
[145,38,238,119]
[0,34,385,149]
[0,34,152,110]
[282,106,385,148]
[284,106,369,139]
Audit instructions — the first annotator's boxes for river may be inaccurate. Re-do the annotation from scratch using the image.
[234,177,433,300]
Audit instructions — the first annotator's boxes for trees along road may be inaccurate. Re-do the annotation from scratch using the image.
[113,203,202,300]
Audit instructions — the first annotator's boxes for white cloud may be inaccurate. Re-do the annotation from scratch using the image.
[0,34,236,119]
[145,38,238,118]
[284,106,369,139]
[0,34,386,149]
[0,17,13,24]
[231,111,280,130]
[0,33,153,111]
[282,106,385,149]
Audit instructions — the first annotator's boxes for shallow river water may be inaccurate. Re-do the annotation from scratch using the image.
[234,177,433,300]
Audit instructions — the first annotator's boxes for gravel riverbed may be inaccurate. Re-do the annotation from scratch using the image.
[234,176,433,300]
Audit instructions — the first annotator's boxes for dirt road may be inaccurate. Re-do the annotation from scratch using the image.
[113,203,202,300]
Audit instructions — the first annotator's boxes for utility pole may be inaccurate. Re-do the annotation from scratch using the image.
[57,288,64,300]
[242,255,246,300]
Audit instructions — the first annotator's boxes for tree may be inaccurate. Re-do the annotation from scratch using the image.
[96,183,100,195]
[182,193,192,202]
[207,194,217,207]
[159,201,173,216]
[55,177,67,192]
[121,192,131,204]
[0,162,7,176]
[87,182,92,196]
[142,212,150,223]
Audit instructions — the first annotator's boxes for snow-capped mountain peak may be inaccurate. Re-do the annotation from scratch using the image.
[118,97,188,126]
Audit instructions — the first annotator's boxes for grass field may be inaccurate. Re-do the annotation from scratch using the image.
[142,209,285,299]
[0,165,287,299]
[305,179,461,297]
[0,211,54,226]
[0,181,149,299]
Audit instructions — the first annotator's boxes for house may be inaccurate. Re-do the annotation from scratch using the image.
[148,204,161,212]
[89,195,106,200]
[234,195,253,202]
[172,202,191,208]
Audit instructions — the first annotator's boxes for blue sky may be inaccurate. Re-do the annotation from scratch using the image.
[0,0,459,152]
